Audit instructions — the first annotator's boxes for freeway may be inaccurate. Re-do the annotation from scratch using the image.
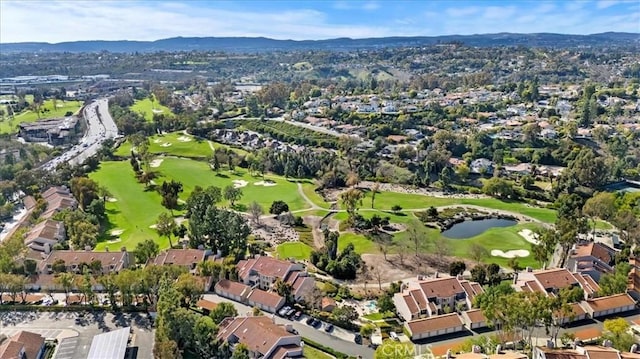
[42,98,119,171]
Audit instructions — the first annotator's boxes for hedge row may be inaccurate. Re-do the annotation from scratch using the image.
[302,337,355,359]
[0,304,147,313]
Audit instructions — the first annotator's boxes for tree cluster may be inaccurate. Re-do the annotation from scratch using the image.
[310,230,362,280]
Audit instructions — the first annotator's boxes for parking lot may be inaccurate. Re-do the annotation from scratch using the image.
[0,311,154,359]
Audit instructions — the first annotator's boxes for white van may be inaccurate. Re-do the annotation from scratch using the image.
[389,332,399,341]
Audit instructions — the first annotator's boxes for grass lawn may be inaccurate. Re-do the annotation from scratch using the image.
[300,182,332,209]
[363,312,385,321]
[114,131,248,158]
[130,96,173,122]
[303,346,333,359]
[89,161,168,251]
[155,157,309,211]
[275,242,313,260]
[594,220,613,230]
[0,99,82,134]
[339,232,377,254]
[446,222,543,269]
[359,190,557,223]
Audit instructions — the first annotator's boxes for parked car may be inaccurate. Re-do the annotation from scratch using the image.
[278,306,291,316]
[312,319,321,328]
[306,317,315,325]
[354,333,362,344]
[324,324,334,332]
[293,311,302,320]
[286,308,296,317]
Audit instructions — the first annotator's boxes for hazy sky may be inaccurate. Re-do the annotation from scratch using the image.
[1,0,639,43]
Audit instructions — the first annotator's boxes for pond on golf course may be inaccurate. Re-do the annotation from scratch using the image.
[441,218,518,239]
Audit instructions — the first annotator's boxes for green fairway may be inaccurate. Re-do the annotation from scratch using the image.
[89,161,168,251]
[358,190,557,223]
[339,232,377,254]
[89,158,311,250]
[155,157,309,211]
[300,182,332,209]
[0,99,82,134]
[114,132,247,158]
[275,242,313,260]
[130,96,173,122]
[446,222,543,269]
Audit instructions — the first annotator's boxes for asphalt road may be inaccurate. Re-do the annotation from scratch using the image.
[203,293,375,359]
[42,98,119,171]
[0,311,153,359]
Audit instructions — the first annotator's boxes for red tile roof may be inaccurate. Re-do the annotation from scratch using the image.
[217,316,299,357]
[196,299,218,311]
[533,268,579,290]
[237,256,296,281]
[586,293,635,313]
[247,289,284,309]
[418,277,464,299]
[10,331,44,359]
[464,309,486,323]
[406,313,463,335]
[148,249,207,267]
[402,294,419,315]
[410,289,428,311]
[215,279,250,298]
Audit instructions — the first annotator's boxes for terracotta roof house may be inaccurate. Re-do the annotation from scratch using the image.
[405,313,465,341]
[393,276,484,321]
[40,186,77,219]
[236,255,314,302]
[461,309,488,330]
[515,268,595,299]
[566,242,616,281]
[40,250,131,275]
[217,316,302,359]
[23,219,65,254]
[196,299,218,314]
[284,271,316,302]
[237,256,302,291]
[246,289,285,314]
[215,279,251,302]
[0,330,45,359]
[321,297,336,312]
[583,293,636,318]
[147,248,211,273]
[554,302,588,325]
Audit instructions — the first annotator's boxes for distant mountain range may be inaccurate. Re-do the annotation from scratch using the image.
[1,32,638,53]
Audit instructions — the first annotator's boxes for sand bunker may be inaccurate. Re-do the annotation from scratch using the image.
[149,224,157,229]
[177,199,186,204]
[160,142,172,147]
[110,229,124,236]
[491,249,530,258]
[152,109,163,114]
[150,158,164,168]
[177,135,192,142]
[233,180,249,188]
[106,197,118,202]
[254,180,277,187]
[153,139,162,143]
[519,229,540,245]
